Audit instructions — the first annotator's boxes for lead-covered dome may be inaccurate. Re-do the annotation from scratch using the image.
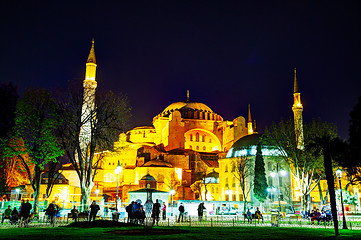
[163,101,213,114]
[155,100,223,121]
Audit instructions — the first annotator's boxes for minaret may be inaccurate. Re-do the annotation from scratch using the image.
[186,90,190,102]
[247,104,254,135]
[292,68,304,149]
[79,39,97,154]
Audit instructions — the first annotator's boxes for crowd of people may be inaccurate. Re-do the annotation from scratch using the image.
[1,200,32,226]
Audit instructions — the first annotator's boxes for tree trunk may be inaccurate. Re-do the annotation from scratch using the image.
[301,193,309,212]
[80,181,93,212]
[323,142,339,236]
[32,166,41,214]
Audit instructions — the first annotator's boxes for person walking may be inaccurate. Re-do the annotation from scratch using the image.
[89,200,100,222]
[46,201,57,226]
[177,203,185,223]
[151,199,161,225]
[161,202,167,220]
[19,200,31,227]
[70,206,79,222]
[126,201,134,223]
[197,202,206,222]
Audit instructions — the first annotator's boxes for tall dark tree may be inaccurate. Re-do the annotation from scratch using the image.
[4,88,63,214]
[253,142,268,202]
[0,83,19,196]
[348,96,361,180]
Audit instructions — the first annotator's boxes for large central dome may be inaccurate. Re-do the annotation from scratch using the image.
[162,101,214,114]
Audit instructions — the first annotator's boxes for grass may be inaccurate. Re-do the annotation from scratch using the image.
[0,226,360,240]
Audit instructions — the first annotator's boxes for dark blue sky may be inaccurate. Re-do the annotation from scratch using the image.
[1,1,360,140]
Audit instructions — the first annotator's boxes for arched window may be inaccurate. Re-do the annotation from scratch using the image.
[196,133,200,142]
[189,145,192,149]
[190,134,193,141]
[203,146,206,151]
[209,138,212,143]
[196,146,199,150]
[231,163,236,172]
[225,164,228,172]
[225,176,228,187]
[104,173,116,183]
[202,135,205,142]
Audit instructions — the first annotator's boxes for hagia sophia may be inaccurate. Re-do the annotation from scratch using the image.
[13,40,360,213]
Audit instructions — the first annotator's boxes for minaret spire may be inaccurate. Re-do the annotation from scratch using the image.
[247,104,254,135]
[87,38,96,64]
[187,90,190,102]
[79,39,98,160]
[292,68,304,149]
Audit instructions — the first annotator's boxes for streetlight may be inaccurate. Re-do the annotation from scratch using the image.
[335,168,347,229]
[114,160,123,210]
[95,188,99,203]
[169,189,175,216]
[225,189,233,215]
[15,188,20,201]
[271,163,287,215]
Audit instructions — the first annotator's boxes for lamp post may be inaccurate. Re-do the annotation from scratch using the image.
[95,188,99,203]
[169,189,175,216]
[225,189,233,215]
[15,188,20,201]
[335,168,347,229]
[114,160,123,211]
[271,163,287,215]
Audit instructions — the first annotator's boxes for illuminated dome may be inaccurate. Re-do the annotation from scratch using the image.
[157,100,222,121]
[163,101,213,114]
[226,134,281,158]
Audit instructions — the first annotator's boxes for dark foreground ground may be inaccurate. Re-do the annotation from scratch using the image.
[0,220,360,240]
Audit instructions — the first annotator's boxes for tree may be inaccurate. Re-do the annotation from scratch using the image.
[253,142,268,202]
[309,136,349,236]
[55,84,130,210]
[44,160,63,198]
[4,88,63,214]
[232,154,254,213]
[0,83,19,196]
[264,118,337,211]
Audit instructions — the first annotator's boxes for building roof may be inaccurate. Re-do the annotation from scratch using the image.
[226,134,262,158]
[142,159,173,168]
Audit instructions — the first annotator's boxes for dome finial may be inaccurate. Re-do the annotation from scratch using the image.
[187,90,190,102]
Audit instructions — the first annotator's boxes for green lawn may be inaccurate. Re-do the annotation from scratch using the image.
[0,226,359,240]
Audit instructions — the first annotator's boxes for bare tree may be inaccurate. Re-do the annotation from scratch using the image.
[55,84,130,210]
[264,118,337,211]
[232,155,254,213]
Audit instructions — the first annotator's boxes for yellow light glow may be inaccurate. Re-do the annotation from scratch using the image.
[212,146,219,151]
[175,168,182,182]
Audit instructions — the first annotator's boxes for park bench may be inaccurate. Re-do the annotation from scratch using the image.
[243,213,263,223]
[67,212,89,222]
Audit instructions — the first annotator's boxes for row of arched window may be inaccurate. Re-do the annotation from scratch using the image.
[189,145,207,151]
[189,133,212,143]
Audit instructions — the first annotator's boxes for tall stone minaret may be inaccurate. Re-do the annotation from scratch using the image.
[247,104,254,135]
[292,68,304,149]
[79,39,97,154]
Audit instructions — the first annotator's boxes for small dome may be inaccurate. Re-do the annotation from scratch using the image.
[140,173,156,181]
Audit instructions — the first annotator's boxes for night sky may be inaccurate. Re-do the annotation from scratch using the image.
[1,1,360,140]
